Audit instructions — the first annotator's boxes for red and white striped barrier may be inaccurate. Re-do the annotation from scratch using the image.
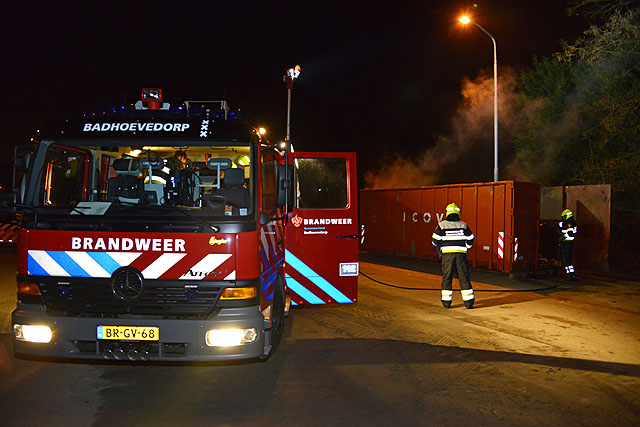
[498,232,519,262]
[360,224,365,245]
[0,221,19,244]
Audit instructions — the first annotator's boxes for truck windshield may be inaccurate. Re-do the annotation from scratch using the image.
[32,142,254,218]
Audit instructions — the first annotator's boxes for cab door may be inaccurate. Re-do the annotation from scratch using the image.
[284,152,358,305]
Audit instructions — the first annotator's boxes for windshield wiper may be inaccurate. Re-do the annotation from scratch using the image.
[71,206,87,215]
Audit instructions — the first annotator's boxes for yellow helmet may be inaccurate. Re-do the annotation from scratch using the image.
[561,209,573,220]
[446,203,461,217]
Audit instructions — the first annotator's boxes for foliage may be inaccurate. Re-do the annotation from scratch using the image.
[512,7,640,270]
[567,0,640,19]
[510,57,583,185]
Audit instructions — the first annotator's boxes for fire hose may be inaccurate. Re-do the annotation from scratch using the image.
[359,271,558,292]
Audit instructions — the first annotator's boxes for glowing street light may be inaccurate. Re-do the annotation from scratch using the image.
[283,65,301,151]
[459,15,499,182]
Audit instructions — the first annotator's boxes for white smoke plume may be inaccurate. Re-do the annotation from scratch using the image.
[364,67,520,189]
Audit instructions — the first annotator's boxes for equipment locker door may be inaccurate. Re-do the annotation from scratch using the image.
[284,152,358,305]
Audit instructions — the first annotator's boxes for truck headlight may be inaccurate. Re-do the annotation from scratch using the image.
[205,328,258,347]
[14,324,52,343]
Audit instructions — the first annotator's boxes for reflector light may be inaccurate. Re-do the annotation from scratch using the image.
[205,328,258,347]
[17,282,41,295]
[14,324,52,343]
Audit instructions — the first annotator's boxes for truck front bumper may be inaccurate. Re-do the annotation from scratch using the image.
[12,304,267,362]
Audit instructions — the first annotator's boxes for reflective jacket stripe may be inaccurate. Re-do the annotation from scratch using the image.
[560,219,577,241]
[432,220,475,254]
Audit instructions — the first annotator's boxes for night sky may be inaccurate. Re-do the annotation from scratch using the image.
[1,1,585,190]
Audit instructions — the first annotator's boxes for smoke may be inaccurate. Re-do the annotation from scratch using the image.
[364,67,521,189]
[503,94,579,185]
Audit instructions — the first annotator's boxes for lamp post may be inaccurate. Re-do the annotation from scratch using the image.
[459,16,499,182]
[283,65,301,151]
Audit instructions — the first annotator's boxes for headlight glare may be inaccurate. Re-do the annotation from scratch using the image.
[205,328,258,347]
[14,324,52,343]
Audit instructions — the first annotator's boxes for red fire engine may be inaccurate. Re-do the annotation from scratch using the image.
[0,89,358,361]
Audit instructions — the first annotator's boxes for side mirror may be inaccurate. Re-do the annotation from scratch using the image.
[259,211,271,226]
[0,192,17,216]
[276,164,293,212]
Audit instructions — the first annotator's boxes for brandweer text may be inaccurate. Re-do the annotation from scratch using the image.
[71,237,186,252]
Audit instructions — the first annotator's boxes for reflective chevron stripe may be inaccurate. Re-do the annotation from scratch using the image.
[285,249,352,304]
[27,250,234,280]
[28,250,142,277]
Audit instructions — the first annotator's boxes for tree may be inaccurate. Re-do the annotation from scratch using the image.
[512,6,640,271]
[567,0,640,19]
[510,57,582,185]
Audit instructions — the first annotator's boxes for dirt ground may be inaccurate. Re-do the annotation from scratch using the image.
[1,250,639,426]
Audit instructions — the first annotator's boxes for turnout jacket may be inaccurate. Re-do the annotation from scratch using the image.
[432,214,475,254]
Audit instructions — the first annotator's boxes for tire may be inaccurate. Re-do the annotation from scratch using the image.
[270,274,286,352]
[260,274,286,361]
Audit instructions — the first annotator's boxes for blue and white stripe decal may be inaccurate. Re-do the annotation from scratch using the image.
[284,274,326,304]
[285,249,352,304]
[28,250,141,278]
[28,250,234,280]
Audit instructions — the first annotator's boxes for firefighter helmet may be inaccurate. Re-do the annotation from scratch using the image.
[446,203,461,217]
[561,209,573,220]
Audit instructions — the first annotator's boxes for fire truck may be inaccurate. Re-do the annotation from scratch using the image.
[0,89,358,362]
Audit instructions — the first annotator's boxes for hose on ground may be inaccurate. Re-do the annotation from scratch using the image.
[359,271,558,292]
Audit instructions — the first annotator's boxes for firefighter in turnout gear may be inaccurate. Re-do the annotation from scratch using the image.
[432,203,475,309]
[559,209,577,280]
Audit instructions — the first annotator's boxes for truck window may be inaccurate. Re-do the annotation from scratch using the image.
[295,158,349,209]
[31,143,255,219]
[39,145,88,206]
[261,155,277,211]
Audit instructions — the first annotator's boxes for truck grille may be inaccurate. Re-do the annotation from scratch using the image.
[40,279,223,316]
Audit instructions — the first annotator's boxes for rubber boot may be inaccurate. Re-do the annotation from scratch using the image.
[441,300,451,309]
[464,300,474,309]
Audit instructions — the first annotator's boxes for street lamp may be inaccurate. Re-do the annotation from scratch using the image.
[459,16,499,182]
[283,65,301,151]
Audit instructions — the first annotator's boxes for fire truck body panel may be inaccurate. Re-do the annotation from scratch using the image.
[2,92,357,362]
[284,152,359,305]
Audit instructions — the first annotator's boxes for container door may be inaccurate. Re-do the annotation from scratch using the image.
[284,152,358,305]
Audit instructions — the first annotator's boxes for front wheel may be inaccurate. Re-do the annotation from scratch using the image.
[271,274,286,350]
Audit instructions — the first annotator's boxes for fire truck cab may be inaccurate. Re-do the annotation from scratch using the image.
[0,89,358,362]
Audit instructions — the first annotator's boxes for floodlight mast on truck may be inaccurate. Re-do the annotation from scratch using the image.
[0,88,359,362]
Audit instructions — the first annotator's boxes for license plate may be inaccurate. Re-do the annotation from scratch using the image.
[97,326,159,341]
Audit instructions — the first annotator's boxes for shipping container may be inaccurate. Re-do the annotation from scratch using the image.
[360,181,540,274]
[539,185,610,272]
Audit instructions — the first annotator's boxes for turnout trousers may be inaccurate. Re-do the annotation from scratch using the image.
[440,253,474,308]
[561,241,575,278]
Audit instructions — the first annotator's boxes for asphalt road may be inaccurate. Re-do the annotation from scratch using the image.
[1,248,639,426]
